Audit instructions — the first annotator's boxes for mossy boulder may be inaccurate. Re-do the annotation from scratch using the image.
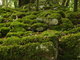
[60,33,80,60]
[0,16,3,23]
[64,27,80,34]
[0,27,10,37]
[31,23,48,32]
[67,12,80,25]
[6,31,34,37]
[23,15,37,20]
[61,18,74,30]
[10,22,26,32]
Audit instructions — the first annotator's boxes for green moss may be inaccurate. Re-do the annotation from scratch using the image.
[31,23,48,32]
[0,42,55,60]
[6,31,34,37]
[64,27,80,34]
[0,27,10,37]
[67,12,80,24]
[61,18,74,30]
[10,22,26,32]
[60,33,80,60]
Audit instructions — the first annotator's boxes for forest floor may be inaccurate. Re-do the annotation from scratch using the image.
[0,7,80,60]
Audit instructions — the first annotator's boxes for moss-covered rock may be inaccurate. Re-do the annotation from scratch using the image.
[60,33,80,60]
[61,18,74,30]
[64,27,80,34]
[23,15,37,20]
[10,22,26,32]
[0,27,10,37]
[0,42,55,60]
[6,31,34,37]
[67,12,80,25]
[31,23,48,32]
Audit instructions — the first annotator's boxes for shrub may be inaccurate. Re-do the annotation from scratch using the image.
[10,21,24,27]
[5,22,11,27]
[23,24,31,30]
[0,33,2,38]
[11,12,27,19]
[0,22,11,28]
[47,13,62,20]
[0,23,5,28]
[0,39,3,44]
[2,17,13,22]
[2,12,12,18]
[1,30,60,45]
[0,16,3,23]
[3,36,20,45]
[23,15,37,20]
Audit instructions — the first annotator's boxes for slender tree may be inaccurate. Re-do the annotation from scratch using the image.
[28,0,32,11]
[66,0,70,7]
[74,0,78,12]
[62,0,66,6]
[36,0,39,11]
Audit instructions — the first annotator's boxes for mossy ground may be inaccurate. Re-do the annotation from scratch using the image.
[0,7,80,60]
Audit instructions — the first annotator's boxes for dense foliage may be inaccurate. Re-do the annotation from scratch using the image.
[0,0,80,60]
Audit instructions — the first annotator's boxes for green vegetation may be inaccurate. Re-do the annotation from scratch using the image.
[0,0,80,60]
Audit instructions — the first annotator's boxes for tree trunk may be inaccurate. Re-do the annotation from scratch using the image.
[66,0,70,7]
[74,0,78,12]
[19,0,23,7]
[54,38,59,60]
[28,0,32,11]
[36,0,39,11]
[62,0,66,6]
